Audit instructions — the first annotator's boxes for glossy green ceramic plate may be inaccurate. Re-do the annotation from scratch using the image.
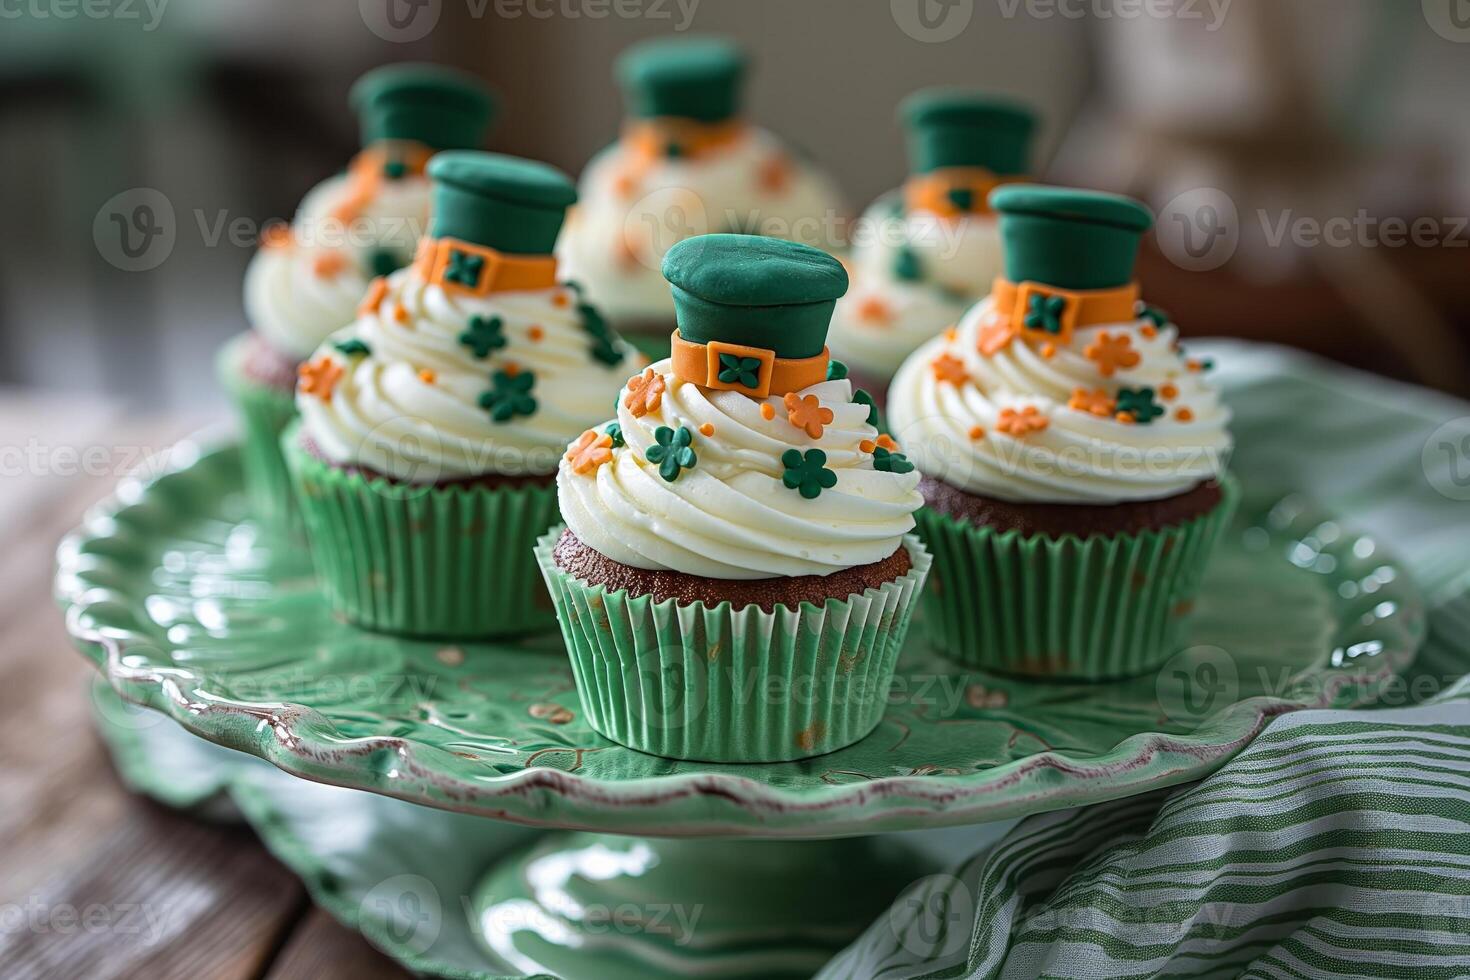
[57,439,1425,838]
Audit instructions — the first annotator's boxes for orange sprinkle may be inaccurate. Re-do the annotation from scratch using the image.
[1175,407,1194,422]
[552,292,571,308]
[699,422,715,437]
[566,429,614,475]
[1187,359,1205,373]
[757,154,793,194]
[623,367,666,418]
[298,357,343,402]
[1160,383,1179,401]
[968,425,985,440]
[785,391,834,439]
[760,403,776,421]
[1140,324,1158,339]
[418,368,436,384]
[1115,411,1136,425]
[1068,388,1115,417]
[1040,343,1056,359]
[260,222,292,249]
[313,251,348,279]
[856,295,893,325]
[997,405,1049,437]
[944,326,959,343]
[1084,331,1140,377]
[876,434,899,451]
[528,325,545,342]
[358,277,389,316]
[502,361,520,377]
[393,302,410,324]
[859,439,876,453]
[977,313,1015,357]
[931,352,969,385]
[613,171,639,200]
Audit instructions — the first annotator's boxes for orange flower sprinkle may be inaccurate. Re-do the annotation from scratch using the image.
[931,352,969,385]
[876,434,899,451]
[1084,331,1140,377]
[944,325,959,343]
[393,302,410,325]
[298,357,343,402]
[313,251,348,279]
[552,292,571,308]
[785,392,834,439]
[1140,324,1158,339]
[968,425,985,440]
[977,314,1015,356]
[1068,388,1115,417]
[358,277,389,316]
[997,405,1049,437]
[623,367,666,417]
[699,422,715,437]
[859,439,876,453]
[418,368,436,384]
[502,361,520,377]
[856,295,893,325]
[1175,407,1195,422]
[260,222,292,249]
[1160,382,1179,401]
[757,154,793,194]
[566,429,614,475]
[1040,343,1056,359]
[760,403,776,420]
[1187,359,1205,373]
[528,325,545,342]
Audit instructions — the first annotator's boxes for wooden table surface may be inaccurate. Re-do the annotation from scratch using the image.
[0,402,413,980]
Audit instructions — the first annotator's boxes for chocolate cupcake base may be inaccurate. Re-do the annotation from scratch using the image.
[920,476,1225,538]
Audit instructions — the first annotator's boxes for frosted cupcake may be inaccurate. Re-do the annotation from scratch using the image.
[888,186,1235,679]
[221,64,495,532]
[539,234,930,762]
[829,91,1035,398]
[556,38,845,344]
[285,152,642,638]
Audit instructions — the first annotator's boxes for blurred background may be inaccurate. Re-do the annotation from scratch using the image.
[4,0,1470,412]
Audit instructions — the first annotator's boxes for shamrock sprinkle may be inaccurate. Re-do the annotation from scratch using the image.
[1115,387,1164,424]
[369,250,402,278]
[478,369,537,422]
[383,159,408,180]
[590,336,626,367]
[333,338,371,358]
[946,186,975,212]
[872,446,914,474]
[645,425,697,482]
[853,388,879,427]
[1024,293,1068,335]
[444,249,485,288]
[826,359,849,381]
[578,302,610,339]
[459,315,506,359]
[604,421,625,447]
[1138,303,1170,328]
[892,246,923,282]
[717,353,763,389]
[782,448,838,500]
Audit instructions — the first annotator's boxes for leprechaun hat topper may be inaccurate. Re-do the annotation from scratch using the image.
[663,234,846,399]
[616,36,747,124]
[991,184,1153,292]
[350,63,497,152]
[415,152,576,296]
[902,89,1035,178]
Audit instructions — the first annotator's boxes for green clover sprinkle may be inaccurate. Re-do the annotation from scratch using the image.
[444,249,485,288]
[645,425,697,482]
[478,370,537,422]
[383,159,408,180]
[717,353,763,389]
[872,446,914,474]
[1116,387,1164,424]
[333,338,371,358]
[459,315,506,359]
[590,337,626,367]
[578,302,610,339]
[1139,303,1170,328]
[782,448,838,499]
[826,359,849,382]
[604,422,625,448]
[892,246,923,283]
[946,186,975,212]
[369,249,402,278]
[1024,293,1068,334]
[853,388,879,427]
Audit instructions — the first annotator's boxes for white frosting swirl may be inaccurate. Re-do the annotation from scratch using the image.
[827,193,1003,377]
[557,359,922,579]
[888,297,1231,504]
[244,166,430,362]
[297,265,644,481]
[555,128,846,325]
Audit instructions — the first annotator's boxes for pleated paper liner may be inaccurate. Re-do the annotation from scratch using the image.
[914,475,1239,680]
[535,527,933,763]
[282,422,560,639]
[218,337,301,537]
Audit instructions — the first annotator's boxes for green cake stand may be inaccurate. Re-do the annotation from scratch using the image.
[56,438,1424,978]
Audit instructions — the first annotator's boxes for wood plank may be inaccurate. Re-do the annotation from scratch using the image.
[265,908,412,980]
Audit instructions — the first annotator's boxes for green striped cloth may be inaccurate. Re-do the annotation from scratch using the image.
[823,342,1470,979]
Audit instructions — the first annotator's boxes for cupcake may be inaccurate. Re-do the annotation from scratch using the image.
[222,64,495,532]
[284,151,643,638]
[887,186,1235,679]
[828,91,1035,400]
[556,37,846,345]
[539,234,930,763]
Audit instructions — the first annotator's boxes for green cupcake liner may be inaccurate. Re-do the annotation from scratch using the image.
[218,336,301,537]
[282,422,560,639]
[914,475,1238,680]
[535,528,933,763]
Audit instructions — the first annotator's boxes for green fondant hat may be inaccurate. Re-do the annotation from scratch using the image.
[350,64,497,151]
[616,37,746,123]
[901,89,1035,175]
[426,151,577,255]
[663,234,847,359]
[991,184,1153,291]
